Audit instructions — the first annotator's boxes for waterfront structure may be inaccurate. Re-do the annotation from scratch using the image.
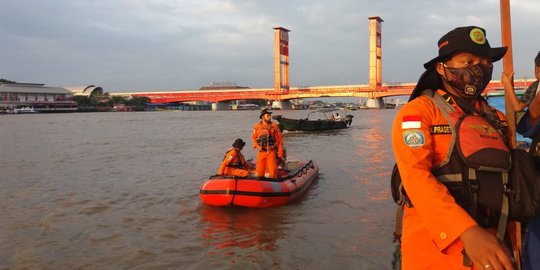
[367,16,384,108]
[125,80,533,107]
[0,83,77,113]
[199,82,249,91]
[145,102,211,111]
[64,85,103,97]
[273,27,290,95]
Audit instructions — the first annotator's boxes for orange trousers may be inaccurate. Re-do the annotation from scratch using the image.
[256,150,278,178]
[223,167,249,178]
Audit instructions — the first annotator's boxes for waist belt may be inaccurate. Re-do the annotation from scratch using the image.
[259,146,276,152]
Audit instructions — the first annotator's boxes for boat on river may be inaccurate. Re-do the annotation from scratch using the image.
[235,103,260,110]
[272,108,353,131]
[7,106,38,114]
[199,160,319,208]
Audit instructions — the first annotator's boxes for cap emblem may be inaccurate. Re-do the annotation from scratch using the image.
[470,28,486,45]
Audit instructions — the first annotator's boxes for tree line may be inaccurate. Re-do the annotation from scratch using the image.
[73,94,150,111]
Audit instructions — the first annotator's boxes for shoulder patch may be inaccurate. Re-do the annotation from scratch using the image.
[402,115,422,129]
[430,125,452,135]
[403,129,425,148]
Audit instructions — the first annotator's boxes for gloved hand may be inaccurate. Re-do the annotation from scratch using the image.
[278,158,286,167]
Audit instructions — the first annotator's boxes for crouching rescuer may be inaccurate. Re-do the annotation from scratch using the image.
[217,138,252,178]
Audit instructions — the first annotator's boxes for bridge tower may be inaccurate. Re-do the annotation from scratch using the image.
[273,27,290,94]
[366,16,385,108]
[272,26,292,109]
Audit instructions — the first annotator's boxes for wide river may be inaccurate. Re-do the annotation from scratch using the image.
[0,108,409,269]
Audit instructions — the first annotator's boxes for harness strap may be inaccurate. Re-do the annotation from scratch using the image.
[430,91,457,168]
[497,172,510,241]
[462,250,472,267]
[437,173,462,182]
[433,91,456,115]
[394,204,404,243]
[467,168,479,220]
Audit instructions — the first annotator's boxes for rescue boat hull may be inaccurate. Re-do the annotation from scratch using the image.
[199,160,319,208]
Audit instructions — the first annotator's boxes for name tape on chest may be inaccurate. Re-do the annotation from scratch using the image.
[430,125,452,135]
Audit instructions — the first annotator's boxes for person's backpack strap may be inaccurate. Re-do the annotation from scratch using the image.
[497,172,510,241]
[394,204,404,243]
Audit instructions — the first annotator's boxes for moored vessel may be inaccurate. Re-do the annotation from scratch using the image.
[272,108,353,132]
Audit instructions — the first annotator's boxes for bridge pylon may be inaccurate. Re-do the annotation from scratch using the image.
[367,16,385,108]
[273,27,290,95]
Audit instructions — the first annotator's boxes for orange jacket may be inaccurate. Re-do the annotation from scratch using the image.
[252,121,284,158]
[218,148,250,175]
[391,90,508,269]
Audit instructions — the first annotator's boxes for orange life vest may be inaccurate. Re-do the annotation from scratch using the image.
[223,148,246,168]
[393,90,511,233]
[255,122,277,149]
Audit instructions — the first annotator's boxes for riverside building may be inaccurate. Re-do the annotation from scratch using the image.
[0,83,78,113]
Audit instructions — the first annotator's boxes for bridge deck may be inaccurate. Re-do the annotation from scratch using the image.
[112,80,535,104]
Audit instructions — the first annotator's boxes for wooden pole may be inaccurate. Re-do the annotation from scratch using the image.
[500,0,516,147]
[500,1,521,269]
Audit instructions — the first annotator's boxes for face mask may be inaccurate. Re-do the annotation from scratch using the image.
[442,63,493,98]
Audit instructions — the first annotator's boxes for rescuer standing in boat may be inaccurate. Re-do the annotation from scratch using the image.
[252,108,284,178]
[217,138,251,178]
[391,26,514,269]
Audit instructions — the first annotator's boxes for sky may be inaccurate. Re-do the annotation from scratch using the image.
[1,0,539,93]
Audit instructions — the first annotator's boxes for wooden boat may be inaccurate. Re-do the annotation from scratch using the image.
[272,108,353,131]
[199,160,319,208]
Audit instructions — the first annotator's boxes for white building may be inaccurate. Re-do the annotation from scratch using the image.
[0,83,78,113]
[63,85,103,97]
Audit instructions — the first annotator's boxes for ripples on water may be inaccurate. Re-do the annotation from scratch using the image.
[1,109,398,269]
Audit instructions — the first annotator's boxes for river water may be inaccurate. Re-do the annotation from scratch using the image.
[0,108,405,269]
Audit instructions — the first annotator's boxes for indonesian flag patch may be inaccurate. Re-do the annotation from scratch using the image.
[402,115,422,129]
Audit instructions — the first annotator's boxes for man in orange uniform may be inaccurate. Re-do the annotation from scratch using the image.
[252,108,284,178]
[217,138,251,177]
[392,26,514,270]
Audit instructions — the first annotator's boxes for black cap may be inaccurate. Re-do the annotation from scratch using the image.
[410,26,507,101]
[423,26,507,69]
[232,138,246,148]
[259,108,272,119]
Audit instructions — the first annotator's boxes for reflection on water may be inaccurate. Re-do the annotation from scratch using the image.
[200,206,284,252]
[1,109,399,269]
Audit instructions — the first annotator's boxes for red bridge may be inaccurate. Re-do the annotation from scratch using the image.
[127,83,414,104]
[123,80,533,104]
[112,17,534,108]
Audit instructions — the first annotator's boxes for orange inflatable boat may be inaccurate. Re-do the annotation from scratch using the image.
[199,160,319,208]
